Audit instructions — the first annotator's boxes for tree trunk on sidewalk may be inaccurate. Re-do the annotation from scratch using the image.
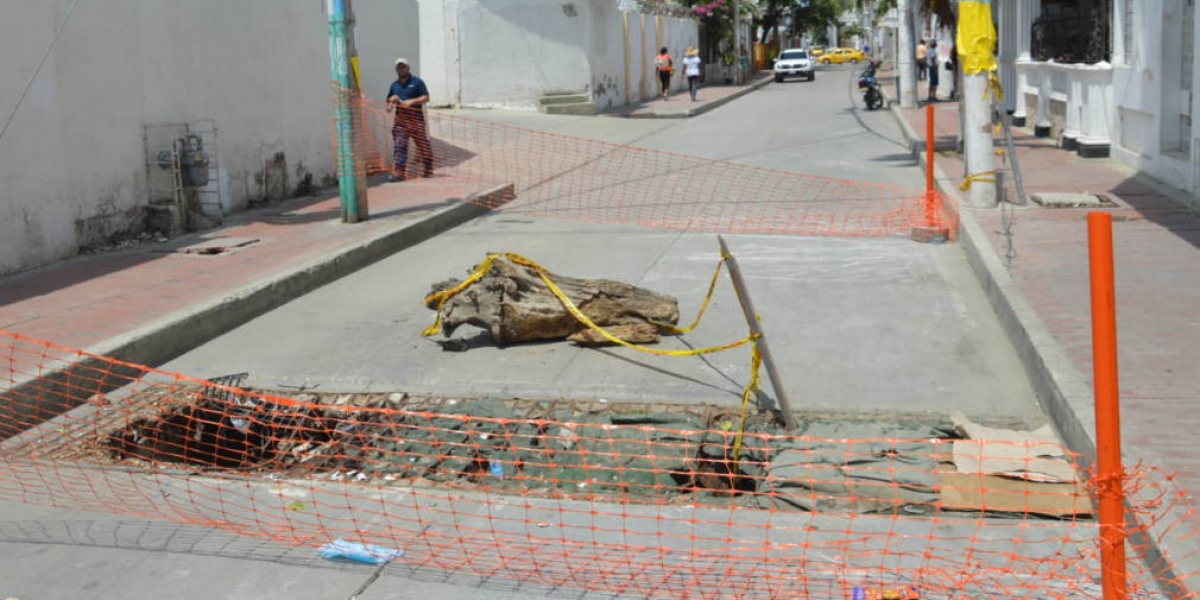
[426,256,681,346]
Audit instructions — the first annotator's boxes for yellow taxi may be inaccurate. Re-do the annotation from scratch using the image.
[809,46,826,59]
[818,48,866,64]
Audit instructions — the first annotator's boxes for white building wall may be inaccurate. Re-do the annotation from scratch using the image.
[418,0,461,107]
[1111,0,1198,199]
[590,0,624,112]
[0,0,417,276]
[419,0,697,110]
[612,9,699,107]
[457,0,593,108]
[357,0,421,107]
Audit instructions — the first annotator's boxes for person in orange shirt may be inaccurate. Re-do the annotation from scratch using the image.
[654,47,673,100]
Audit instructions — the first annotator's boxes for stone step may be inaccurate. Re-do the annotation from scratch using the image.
[537,93,591,105]
[539,101,597,116]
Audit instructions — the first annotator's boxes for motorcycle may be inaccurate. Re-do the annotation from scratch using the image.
[857,60,884,110]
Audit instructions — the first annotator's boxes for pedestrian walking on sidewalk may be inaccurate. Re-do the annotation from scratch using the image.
[683,46,702,102]
[655,47,674,100]
[915,39,928,81]
[386,57,433,182]
[926,41,940,102]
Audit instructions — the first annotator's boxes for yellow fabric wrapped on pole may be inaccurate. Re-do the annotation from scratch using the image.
[956,0,997,75]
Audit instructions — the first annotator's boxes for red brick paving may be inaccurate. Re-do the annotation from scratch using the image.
[898,101,1200,509]
[0,178,481,376]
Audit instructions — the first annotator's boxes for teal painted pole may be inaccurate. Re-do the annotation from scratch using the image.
[327,0,359,222]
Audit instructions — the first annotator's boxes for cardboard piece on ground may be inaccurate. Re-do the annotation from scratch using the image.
[936,413,1091,516]
[950,411,1061,447]
[949,411,1079,483]
[951,440,1078,483]
[937,469,1093,517]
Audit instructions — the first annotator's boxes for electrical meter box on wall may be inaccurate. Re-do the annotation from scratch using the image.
[155,133,210,187]
[180,133,210,187]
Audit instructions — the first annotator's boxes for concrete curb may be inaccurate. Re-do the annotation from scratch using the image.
[98,184,515,366]
[887,104,1198,598]
[626,77,773,119]
[1,184,515,427]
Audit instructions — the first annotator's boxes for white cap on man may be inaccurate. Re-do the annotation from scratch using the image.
[394,57,409,67]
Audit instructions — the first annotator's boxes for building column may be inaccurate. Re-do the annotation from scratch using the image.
[998,1,1018,114]
[1035,64,1053,137]
[1012,0,1038,126]
[1078,65,1115,158]
[1062,72,1083,149]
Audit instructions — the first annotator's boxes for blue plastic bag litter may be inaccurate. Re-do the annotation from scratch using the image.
[318,538,404,564]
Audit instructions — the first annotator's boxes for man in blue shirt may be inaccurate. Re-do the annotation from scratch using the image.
[386,58,433,181]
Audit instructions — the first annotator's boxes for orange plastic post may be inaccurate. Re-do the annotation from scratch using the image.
[925,103,936,226]
[1088,211,1128,600]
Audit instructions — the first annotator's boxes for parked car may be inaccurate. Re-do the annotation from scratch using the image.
[773,48,815,82]
[809,46,826,58]
[819,48,865,64]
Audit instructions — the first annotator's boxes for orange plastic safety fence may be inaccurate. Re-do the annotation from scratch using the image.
[331,92,959,240]
[2,330,1196,599]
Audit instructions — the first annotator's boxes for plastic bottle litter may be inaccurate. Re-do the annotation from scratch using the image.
[851,586,920,600]
[317,538,404,564]
[490,459,505,479]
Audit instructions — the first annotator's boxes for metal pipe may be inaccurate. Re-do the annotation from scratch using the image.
[1087,212,1129,600]
[926,103,936,226]
[1001,112,1028,205]
[718,236,798,431]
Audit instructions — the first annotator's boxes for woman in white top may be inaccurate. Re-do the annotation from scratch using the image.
[682,47,703,102]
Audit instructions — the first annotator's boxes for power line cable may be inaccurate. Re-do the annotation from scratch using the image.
[0,0,83,144]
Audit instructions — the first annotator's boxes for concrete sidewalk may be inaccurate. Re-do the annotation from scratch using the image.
[890,97,1200,597]
[0,176,512,375]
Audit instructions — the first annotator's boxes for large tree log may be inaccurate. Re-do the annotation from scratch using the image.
[426,256,680,346]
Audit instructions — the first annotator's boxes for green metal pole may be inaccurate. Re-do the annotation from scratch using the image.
[327,0,359,223]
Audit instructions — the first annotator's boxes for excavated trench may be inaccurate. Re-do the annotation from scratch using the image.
[59,383,1088,518]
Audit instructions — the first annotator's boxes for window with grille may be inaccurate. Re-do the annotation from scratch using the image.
[1031,0,1112,63]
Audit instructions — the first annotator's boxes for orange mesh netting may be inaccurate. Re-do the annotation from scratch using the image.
[333,92,958,239]
[2,330,1196,599]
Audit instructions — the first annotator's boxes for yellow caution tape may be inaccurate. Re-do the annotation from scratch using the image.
[652,250,730,335]
[959,170,997,191]
[421,254,503,337]
[423,252,757,357]
[988,71,1004,104]
[957,1,998,75]
[731,343,762,465]
[422,251,772,450]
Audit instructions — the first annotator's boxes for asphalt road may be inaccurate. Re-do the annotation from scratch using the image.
[448,64,921,187]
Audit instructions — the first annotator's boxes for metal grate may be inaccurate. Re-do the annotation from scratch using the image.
[202,372,250,403]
